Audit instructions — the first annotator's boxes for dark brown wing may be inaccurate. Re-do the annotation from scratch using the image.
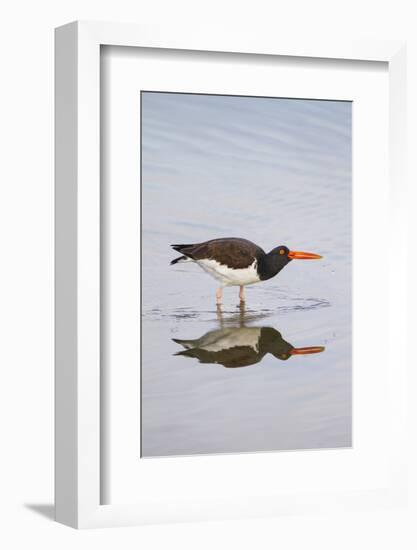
[171,238,264,269]
[175,346,263,368]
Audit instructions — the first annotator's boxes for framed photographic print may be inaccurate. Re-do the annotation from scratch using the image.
[140,90,350,459]
[55,21,407,528]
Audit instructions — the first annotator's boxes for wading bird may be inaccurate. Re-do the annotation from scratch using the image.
[173,326,325,369]
[170,237,322,304]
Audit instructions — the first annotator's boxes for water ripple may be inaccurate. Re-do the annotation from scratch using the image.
[143,295,330,324]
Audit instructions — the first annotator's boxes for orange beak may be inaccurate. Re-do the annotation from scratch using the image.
[290,346,325,355]
[288,250,322,260]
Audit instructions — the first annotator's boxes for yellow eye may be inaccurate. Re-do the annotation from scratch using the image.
[279,249,285,255]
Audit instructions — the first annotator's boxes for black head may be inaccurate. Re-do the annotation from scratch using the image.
[270,245,323,261]
[260,328,325,361]
[258,244,322,281]
[258,245,292,280]
[269,245,292,264]
[259,327,293,360]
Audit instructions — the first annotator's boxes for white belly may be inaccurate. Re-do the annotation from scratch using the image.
[199,328,262,352]
[196,258,261,286]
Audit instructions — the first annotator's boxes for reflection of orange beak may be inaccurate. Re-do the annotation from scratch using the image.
[288,250,322,260]
[290,346,325,355]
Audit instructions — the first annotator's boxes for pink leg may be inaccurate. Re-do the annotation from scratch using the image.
[216,303,224,323]
[216,287,223,305]
[239,285,245,303]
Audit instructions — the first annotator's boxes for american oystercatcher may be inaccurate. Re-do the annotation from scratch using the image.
[170,238,322,304]
[173,326,325,368]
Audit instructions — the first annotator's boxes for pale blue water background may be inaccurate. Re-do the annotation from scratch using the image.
[141,92,352,457]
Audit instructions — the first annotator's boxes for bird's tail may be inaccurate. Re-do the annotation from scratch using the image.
[171,243,193,252]
[172,338,194,348]
[170,255,190,265]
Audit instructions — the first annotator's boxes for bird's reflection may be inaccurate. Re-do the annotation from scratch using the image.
[173,304,325,369]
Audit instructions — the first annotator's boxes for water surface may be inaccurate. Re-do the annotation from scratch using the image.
[141,92,352,457]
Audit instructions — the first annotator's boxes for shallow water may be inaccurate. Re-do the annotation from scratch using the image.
[141,92,352,457]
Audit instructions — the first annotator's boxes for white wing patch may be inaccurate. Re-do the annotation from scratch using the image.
[195,258,260,286]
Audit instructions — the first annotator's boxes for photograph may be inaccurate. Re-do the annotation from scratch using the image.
[2,2,411,542]
[141,91,352,457]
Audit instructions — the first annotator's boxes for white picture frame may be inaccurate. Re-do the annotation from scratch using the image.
[55,21,407,529]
